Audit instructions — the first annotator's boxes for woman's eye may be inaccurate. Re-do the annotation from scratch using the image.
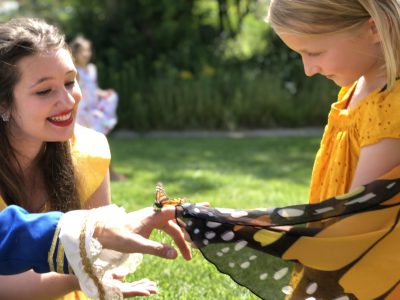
[36,89,51,96]
[65,80,75,88]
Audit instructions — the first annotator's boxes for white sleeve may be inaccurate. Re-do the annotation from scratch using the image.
[59,205,143,300]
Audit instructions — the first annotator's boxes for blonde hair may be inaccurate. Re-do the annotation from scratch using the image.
[267,0,400,90]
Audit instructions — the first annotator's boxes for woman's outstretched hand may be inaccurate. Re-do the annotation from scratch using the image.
[94,206,192,261]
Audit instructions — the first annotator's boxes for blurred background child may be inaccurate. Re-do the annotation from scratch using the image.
[70,36,126,181]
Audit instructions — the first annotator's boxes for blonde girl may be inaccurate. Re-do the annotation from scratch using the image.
[267,0,400,298]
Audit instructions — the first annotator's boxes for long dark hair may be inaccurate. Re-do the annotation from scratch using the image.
[0,18,80,212]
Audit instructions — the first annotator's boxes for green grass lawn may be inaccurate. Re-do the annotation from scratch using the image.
[108,135,320,299]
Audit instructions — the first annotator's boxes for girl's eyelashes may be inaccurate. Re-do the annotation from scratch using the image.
[305,51,323,57]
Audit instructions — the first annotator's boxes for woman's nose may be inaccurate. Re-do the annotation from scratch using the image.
[58,88,76,107]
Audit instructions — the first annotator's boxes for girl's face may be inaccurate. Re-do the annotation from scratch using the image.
[74,42,92,66]
[10,48,81,147]
[276,22,383,87]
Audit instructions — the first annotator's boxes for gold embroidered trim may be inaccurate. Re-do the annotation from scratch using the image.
[80,215,105,300]
[56,242,65,274]
[48,224,61,272]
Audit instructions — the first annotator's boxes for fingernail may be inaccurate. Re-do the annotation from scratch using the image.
[166,249,176,258]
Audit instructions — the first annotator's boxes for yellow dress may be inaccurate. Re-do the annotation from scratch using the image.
[310,80,400,203]
[0,124,111,300]
[289,81,400,299]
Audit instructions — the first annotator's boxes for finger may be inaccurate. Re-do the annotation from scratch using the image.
[120,279,158,297]
[161,220,192,260]
[128,233,179,259]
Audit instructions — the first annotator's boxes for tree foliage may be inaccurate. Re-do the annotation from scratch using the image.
[2,0,337,130]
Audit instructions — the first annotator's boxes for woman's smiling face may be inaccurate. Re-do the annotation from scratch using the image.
[9,48,82,146]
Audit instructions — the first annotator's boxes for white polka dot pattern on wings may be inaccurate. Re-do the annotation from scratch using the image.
[234,240,248,251]
[240,261,250,269]
[221,231,235,241]
[344,193,376,205]
[205,231,216,239]
[387,182,396,189]
[221,247,230,253]
[332,296,350,300]
[273,267,289,280]
[281,285,293,295]
[206,221,221,228]
[230,210,249,218]
[277,208,304,218]
[313,207,334,214]
[306,282,318,295]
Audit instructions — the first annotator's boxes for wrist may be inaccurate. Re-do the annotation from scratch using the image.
[93,221,109,247]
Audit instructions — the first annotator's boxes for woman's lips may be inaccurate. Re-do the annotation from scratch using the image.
[47,110,74,127]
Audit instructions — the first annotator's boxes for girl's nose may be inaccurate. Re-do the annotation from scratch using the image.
[302,57,320,77]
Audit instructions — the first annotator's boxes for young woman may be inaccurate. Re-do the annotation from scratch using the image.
[0,17,113,299]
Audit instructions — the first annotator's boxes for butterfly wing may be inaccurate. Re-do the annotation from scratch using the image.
[154,182,186,209]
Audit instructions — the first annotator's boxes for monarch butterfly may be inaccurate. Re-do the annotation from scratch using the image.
[154,182,186,210]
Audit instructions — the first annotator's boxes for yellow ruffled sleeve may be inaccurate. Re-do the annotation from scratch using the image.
[357,84,400,147]
[71,124,111,206]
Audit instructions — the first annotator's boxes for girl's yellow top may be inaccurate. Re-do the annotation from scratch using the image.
[309,80,400,203]
[0,124,111,300]
[288,81,400,299]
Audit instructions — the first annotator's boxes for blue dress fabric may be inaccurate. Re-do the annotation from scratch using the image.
[0,205,64,275]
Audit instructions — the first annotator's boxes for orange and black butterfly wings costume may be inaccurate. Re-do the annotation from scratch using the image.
[175,165,400,299]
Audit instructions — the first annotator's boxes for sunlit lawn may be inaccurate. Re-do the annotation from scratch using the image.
[109,135,320,299]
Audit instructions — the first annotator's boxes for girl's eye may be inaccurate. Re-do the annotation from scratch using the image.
[36,89,51,96]
[307,52,322,57]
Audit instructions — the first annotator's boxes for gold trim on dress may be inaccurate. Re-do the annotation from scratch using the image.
[48,224,61,272]
[56,242,66,274]
[79,215,105,300]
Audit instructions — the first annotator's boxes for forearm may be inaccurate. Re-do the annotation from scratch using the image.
[0,271,79,300]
